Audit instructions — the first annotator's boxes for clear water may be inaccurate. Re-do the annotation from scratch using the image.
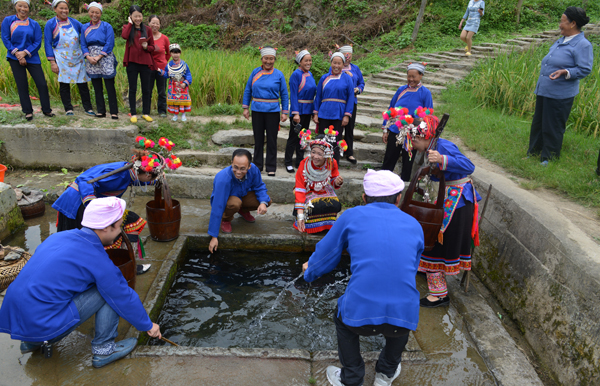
[155,249,386,351]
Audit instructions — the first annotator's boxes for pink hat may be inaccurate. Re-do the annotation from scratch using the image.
[81,197,126,229]
[363,169,405,197]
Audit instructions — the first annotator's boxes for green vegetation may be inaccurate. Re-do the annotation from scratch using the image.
[162,22,220,50]
[441,85,600,209]
[466,38,600,136]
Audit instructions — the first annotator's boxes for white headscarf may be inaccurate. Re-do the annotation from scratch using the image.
[260,47,277,58]
[52,0,68,8]
[13,0,30,5]
[330,52,346,63]
[86,2,103,12]
[295,50,310,64]
[338,45,353,54]
[407,62,426,74]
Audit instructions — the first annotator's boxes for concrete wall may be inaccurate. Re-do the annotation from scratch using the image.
[0,125,137,169]
[0,183,24,240]
[471,171,600,385]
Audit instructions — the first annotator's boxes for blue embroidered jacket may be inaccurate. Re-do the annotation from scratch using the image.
[382,84,433,133]
[1,15,43,64]
[80,21,115,57]
[289,68,317,116]
[242,66,289,114]
[313,72,354,120]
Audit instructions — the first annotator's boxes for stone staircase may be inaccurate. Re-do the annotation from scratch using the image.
[355,22,600,125]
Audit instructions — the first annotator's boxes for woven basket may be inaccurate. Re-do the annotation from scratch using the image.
[0,246,31,292]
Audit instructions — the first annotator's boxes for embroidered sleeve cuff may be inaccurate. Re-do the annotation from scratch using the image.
[291,111,300,116]
[260,201,268,207]
[344,112,352,117]
[83,52,89,57]
[313,110,318,114]
[83,195,97,204]
[11,48,18,55]
[294,203,305,210]
[242,105,249,109]
[282,110,289,114]
[294,188,306,193]
[24,50,31,57]
[183,80,190,86]
[440,155,448,171]
[47,56,55,61]
[100,51,107,56]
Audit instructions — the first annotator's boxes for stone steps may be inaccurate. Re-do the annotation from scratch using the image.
[177,149,386,171]
[368,79,447,94]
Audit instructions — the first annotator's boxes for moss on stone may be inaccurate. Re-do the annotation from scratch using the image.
[0,205,25,239]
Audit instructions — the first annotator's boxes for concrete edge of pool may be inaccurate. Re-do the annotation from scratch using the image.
[126,232,543,385]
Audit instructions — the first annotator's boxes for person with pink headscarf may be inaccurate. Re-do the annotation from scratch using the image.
[302,169,424,386]
[0,198,162,368]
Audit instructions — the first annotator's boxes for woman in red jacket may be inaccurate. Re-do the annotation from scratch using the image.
[121,5,155,123]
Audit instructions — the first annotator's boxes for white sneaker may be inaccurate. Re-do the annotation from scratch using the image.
[172,116,178,122]
[373,364,401,386]
[326,366,345,386]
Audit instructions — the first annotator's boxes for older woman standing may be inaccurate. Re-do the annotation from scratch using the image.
[527,7,593,166]
[44,0,94,116]
[285,49,316,173]
[459,0,485,56]
[313,52,354,163]
[122,5,156,123]
[81,2,119,119]
[381,62,433,181]
[242,46,289,177]
[1,0,53,120]
[338,45,364,165]
[148,15,170,117]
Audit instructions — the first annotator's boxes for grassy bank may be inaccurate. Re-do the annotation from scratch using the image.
[441,85,600,211]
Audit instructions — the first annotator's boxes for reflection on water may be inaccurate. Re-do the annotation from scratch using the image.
[156,249,386,351]
[1,205,57,253]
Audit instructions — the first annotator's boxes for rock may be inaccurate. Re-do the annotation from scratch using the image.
[217,147,254,155]
[361,133,382,143]
[4,251,21,261]
[353,130,366,141]
[293,4,321,29]
[21,187,31,195]
[14,189,23,201]
[211,130,254,146]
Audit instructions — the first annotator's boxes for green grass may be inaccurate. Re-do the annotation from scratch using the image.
[441,85,600,209]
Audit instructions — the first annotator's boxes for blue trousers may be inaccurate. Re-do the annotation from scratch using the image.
[23,285,119,354]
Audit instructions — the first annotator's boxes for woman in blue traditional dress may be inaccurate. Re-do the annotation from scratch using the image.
[381,62,433,181]
[285,49,316,173]
[81,2,119,119]
[158,44,192,122]
[459,0,485,56]
[44,0,94,116]
[242,46,289,176]
[1,0,54,120]
[403,115,481,308]
[313,52,354,163]
[338,44,364,165]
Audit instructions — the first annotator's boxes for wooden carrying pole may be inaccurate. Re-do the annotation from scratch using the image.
[461,184,493,292]
[86,163,134,184]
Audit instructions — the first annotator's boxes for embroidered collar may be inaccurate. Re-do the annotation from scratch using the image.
[407,82,422,90]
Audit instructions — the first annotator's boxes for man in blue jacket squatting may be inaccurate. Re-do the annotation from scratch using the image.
[0,197,162,368]
[303,169,424,386]
[208,148,271,253]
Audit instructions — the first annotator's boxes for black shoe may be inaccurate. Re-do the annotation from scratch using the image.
[267,172,276,177]
[347,156,357,165]
[420,295,450,308]
[25,114,33,121]
[43,112,55,117]
[96,113,106,118]
[286,166,294,173]
[111,114,119,120]
[137,264,151,275]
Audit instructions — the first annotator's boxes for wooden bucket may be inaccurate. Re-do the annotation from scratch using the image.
[400,166,446,251]
[19,198,46,219]
[146,182,181,242]
[106,229,136,290]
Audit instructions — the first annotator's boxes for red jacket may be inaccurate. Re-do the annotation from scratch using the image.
[121,24,156,70]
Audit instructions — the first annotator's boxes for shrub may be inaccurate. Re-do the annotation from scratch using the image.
[162,22,220,50]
